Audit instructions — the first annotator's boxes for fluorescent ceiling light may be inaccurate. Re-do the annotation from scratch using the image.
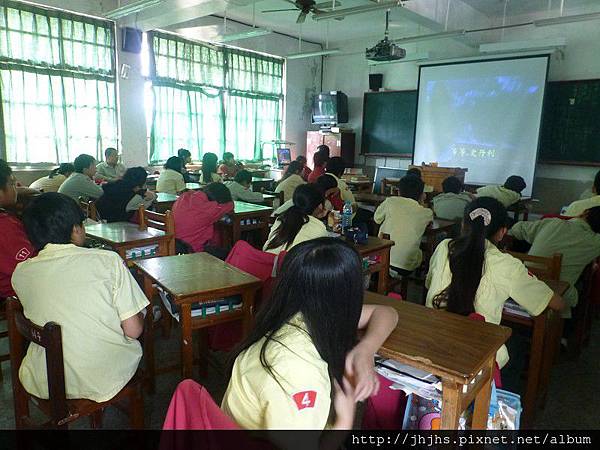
[367,51,430,65]
[286,49,340,59]
[105,0,162,20]
[479,37,567,54]
[313,1,401,22]
[211,28,272,43]
[534,11,600,27]
[392,29,466,44]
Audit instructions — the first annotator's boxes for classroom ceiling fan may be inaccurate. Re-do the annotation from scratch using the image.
[262,0,342,24]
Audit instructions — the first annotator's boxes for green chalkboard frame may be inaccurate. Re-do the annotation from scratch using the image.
[360,90,417,157]
[539,78,600,166]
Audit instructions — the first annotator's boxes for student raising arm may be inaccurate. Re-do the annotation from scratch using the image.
[222,238,398,431]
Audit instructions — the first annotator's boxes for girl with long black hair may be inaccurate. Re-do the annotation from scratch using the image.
[426,197,565,368]
[222,238,398,430]
[202,152,222,184]
[264,184,328,254]
[274,160,306,202]
[29,163,75,192]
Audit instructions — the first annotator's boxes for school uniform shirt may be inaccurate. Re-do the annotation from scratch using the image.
[307,165,325,183]
[432,192,472,220]
[222,314,331,429]
[172,190,234,252]
[563,195,600,217]
[475,185,521,208]
[201,172,223,184]
[274,174,306,203]
[11,244,149,402]
[374,197,433,271]
[0,212,35,297]
[425,239,554,368]
[225,180,264,203]
[326,173,356,207]
[29,174,66,192]
[263,215,328,254]
[95,162,126,181]
[58,172,104,201]
[509,218,600,316]
[273,199,334,217]
[156,169,186,195]
[218,163,241,179]
[579,188,594,200]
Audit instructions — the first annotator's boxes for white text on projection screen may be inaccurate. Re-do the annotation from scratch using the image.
[414,56,548,197]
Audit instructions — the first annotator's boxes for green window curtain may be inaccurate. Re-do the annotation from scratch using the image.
[0,0,117,164]
[149,32,284,164]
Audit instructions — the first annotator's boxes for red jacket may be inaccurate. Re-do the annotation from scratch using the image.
[172,191,234,252]
[307,165,325,183]
[0,212,35,297]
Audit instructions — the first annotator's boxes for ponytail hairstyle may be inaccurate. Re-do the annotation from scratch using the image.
[49,163,75,179]
[433,197,508,315]
[281,161,303,181]
[265,184,324,251]
[202,152,218,184]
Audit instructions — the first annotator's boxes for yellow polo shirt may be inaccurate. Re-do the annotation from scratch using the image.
[275,174,306,203]
[509,218,600,316]
[432,192,472,220]
[263,215,328,254]
[564,195,600,217]
[374,197,433,271]
[222,314,331,429]
[157,168,186,195]
[11,244,149,402]
[425,239,554,368]
[476,185,521,208]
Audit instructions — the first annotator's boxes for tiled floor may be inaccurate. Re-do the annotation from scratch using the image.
[1,307,598,429]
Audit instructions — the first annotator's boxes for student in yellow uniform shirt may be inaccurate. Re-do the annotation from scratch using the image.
[564,171,600,217]
[426,197,565,369]
[432,176,474,221]
[508,207,600,318]
[374,175,433,273]
[12,193,148,402]
[264,184,328,254]
[156,156,186,195]
[222,238,398,431]
[476,175,526,208]
[201,152,223,184]
[274,161,306,202]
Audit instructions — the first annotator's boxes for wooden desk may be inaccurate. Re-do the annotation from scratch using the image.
[217,201,274,248]
[345,179,374,193]
[85,222,171,266]
[355,192,388,207]
[251,177,274,192]
[507,197,535,222]
[154,192,178,213]
[354,237,394,294]
[135,253,261,382]
[365,291,511,429]
[501,279,569,428]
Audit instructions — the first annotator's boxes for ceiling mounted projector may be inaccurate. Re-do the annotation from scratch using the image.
[366,10,405,62]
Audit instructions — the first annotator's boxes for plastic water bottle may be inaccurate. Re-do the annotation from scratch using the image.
[341,201,353,230]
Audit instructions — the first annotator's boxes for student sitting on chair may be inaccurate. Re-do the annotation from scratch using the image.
[374,175,433,275]
[476,175,526,208]
[218,152,243,179]
[202,152,223,184]
[508,206,600,319]
[95,167,156,222]
[29,163,74,193]
[13,192,148,402]
[225,170,264,203]
[0,160,35,298]
[58,154,104,201]
[178,148,199,183]
[275,161,306,203]
[564,170,600,217]
[264,184,328,254]
[272,174,342,216]
[426,197,565,369]
[307,145,329,183]
[432,176,473,221]
[297,155,311,181]
[95,147,126,182]
[157,156,186,195]
[325,157,355,209]
[223,238,398,431]
[172,183,234,254]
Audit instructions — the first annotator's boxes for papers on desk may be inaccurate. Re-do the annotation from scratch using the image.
[503,300,531,318]
[375,356,442,401]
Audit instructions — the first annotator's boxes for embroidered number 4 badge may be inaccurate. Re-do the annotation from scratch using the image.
[292,391,317,410]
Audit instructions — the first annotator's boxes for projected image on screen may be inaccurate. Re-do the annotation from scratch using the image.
[414,57,549,197]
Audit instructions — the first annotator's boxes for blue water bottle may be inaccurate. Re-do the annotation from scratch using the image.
[341,201,353,230]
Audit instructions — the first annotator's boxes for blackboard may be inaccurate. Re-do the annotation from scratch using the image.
[539,79,600,165]
[361,90,417,156]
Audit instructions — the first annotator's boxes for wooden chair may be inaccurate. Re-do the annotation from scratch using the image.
[6,297,144,429]
[78,198,97,221]
[138,206,176,256]
[0,299,8,383]
[506,251,562,281]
